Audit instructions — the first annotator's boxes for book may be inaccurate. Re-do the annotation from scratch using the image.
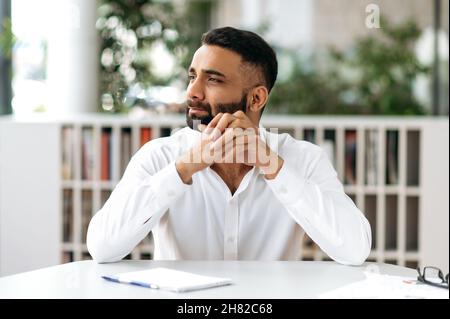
[101,128,112,181]
[102,267,232,293]
[101,190,112,207]
[365,130,378,185]
[303,129,316,143]
[120,128,132,176]
[386,130,399,185]
[62,189,73,242]
[140,127,152,146]
[81,190,92,244]
[160,127,172,137]
[61,127,74,180]
[344,130,357,185]
[81,128,94,180]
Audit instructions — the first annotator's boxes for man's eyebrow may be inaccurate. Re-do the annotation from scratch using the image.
[203,69,226,78]
[188,67,226,78]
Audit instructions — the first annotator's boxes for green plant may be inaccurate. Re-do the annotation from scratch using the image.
[0,18,15,58]
[269,18,429,115]
[0,18,15,115]
[97,0,211,113]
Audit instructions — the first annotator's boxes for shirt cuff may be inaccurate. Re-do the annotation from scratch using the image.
[142,161,191,208]
[264,160,307,206]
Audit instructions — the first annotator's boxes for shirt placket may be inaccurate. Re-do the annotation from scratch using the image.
[223,197,239,260]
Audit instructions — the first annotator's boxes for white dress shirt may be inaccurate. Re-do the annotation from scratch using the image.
[87,125,371,265]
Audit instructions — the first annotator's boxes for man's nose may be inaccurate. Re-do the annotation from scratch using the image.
[187,78,205,101]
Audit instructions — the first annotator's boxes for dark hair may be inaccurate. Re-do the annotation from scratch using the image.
[201,27,278,93]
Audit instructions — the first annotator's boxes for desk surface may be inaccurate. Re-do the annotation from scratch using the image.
[0,260,417,299]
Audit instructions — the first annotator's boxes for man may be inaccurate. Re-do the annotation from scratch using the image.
[87,27,371,265]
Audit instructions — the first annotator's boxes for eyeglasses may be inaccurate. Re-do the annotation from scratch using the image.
[417,266,449,290]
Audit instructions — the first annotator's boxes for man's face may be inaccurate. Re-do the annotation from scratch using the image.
[185,45,249,129]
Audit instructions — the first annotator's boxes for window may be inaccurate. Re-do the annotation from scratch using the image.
[11,0,51,115]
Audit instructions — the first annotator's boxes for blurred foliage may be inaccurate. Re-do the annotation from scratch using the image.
[98,1,429,115]
[269,18,429,115]
[0,18,15,58]
[97,0,211,112]
[0,18,14,114]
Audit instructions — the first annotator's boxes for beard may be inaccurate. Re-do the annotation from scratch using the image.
[185,92,248,130]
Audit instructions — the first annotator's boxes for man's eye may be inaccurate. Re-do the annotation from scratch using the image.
[188,75,196,81]
[208,78,222,83]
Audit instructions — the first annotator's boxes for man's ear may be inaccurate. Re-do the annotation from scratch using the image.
[248,86,269,113]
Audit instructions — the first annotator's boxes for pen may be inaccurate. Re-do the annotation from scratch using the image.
[101,275,120,283]
[101,276,159,289]
[130,281,159,289]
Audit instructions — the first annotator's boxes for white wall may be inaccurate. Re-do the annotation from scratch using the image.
[0,121,60,276]
[213,0,313,49]
[47,0,99,115]
[420,119,449,273]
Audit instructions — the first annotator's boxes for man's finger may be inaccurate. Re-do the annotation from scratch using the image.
[233,110,247,118]
[204,113,223,138]
[228,119,255,130]
[212,114,237,139]
[212,127,246,153]
[212,127,235,151]
[205,113,223,130]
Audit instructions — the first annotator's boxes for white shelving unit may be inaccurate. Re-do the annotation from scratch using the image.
[0,114,448,276]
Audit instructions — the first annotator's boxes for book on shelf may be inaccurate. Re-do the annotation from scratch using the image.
[386,130,399,185]
[365,130,378,185]
[101,128,112,181]
[62,189,73,243]
[81,128,95,180]
[62,251,74,264]
[302,234,317,249]
[160,127,173,137]
[82,252,92,261]
[101,190,112,207]
[303,129,316,143]
[81,190,92,244]
[120,128,132,176]
[61,127,74,180]
[344,130,357,185]
[140,127,152,146]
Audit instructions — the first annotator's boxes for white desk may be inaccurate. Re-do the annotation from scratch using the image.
[0,260,417,299]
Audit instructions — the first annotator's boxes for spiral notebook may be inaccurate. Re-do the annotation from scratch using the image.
[102,267,232,293]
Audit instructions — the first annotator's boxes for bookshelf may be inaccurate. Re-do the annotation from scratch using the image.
[0,115,448,276]
[57,114,185,263]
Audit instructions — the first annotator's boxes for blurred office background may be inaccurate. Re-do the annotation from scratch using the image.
[0,0,448,276]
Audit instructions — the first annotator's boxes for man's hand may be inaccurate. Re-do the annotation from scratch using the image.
[176,111,284,184]
[208,111,284,179]
[175,114,224,184]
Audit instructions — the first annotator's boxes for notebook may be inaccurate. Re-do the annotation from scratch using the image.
[101,267,232,293]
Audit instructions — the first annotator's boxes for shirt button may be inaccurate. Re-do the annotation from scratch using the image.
[227,237,235,243]
[280,186,288,194]
[167,190,175,197]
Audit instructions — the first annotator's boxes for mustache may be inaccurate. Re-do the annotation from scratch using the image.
[185,99,214,129]
[186,99,212,112]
